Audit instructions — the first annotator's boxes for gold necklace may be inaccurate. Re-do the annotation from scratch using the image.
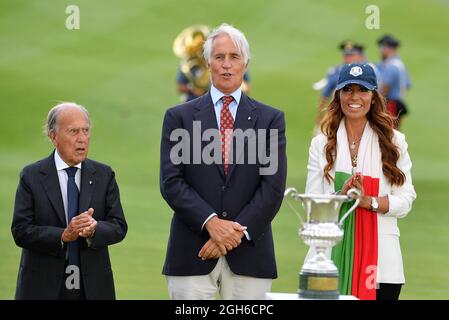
[351,154,358,175]
[351,153,358,167]
[350,136,361,150]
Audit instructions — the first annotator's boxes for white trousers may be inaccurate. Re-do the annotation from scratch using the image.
[166,257,272,300]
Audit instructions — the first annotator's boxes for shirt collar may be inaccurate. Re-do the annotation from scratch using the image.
[54,150,82,171]
[210,84,242,106]
[384,55,399,64]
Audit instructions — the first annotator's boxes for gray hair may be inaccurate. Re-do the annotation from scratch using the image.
[203,23,251,65]
[44,102,91,137]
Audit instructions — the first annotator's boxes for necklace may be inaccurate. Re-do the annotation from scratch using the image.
[351,153,358,167]
[350,136,359,170]
[351,154,358,175]
[346,125,363,174]
[350,137,361,150]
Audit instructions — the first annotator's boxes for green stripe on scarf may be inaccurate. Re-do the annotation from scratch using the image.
[331,171,355,295]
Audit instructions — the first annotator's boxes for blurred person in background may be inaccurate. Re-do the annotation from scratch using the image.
[376,34,411,129]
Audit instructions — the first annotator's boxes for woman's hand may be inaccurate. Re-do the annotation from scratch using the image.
[351,173,372,209]
[340,173,370,209]
[351,173,364,195]
[341,174,356,195]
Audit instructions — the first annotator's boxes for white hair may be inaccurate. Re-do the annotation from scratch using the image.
[203,23,251,65]
[44,102,91,137]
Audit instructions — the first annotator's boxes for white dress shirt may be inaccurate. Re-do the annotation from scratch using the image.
[210,84,241,128]
[54,150,81,225]
[201,85,250,240]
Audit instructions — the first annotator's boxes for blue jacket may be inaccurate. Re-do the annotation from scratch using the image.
[160,92,287,278]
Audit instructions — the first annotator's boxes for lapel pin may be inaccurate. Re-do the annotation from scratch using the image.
[89,181,93,185]
[248,116,251,121]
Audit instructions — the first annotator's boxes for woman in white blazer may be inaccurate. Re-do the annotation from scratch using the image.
[306,63,416,300]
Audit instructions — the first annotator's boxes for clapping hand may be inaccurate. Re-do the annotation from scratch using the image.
[62,208,96,242]
[77,208,97,238]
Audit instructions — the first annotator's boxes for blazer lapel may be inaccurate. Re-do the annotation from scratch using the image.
[40,152,66,226]
[226,93,257,182]
[79,159,96,213]
[194,93,225,179]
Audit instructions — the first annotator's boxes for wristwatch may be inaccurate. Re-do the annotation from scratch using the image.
[371,197,379,212]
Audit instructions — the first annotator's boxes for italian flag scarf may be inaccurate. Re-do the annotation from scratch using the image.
[331,120,380,300]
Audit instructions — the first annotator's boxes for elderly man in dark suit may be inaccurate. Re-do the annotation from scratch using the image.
[160,23,287,299]
[12,102,127,300]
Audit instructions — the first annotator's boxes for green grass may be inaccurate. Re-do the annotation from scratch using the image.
[1,0,448,299]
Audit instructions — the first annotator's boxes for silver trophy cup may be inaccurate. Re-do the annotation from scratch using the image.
[284,188,360,299]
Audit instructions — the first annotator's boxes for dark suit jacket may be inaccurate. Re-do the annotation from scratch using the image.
[160,92,287,278]
[11,152,127,300]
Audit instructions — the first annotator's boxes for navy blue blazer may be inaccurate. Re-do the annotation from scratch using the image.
[160,92,287,278]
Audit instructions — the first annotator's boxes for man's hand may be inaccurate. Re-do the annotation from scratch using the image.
[61,208,96,242]
[78,208,97,238]
[198,239,227,260]
[205,217,246,251]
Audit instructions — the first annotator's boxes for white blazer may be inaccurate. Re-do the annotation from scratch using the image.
[305,130,417,284]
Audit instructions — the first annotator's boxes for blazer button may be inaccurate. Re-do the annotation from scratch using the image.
[222,211,228,217]
[221,185,226,191]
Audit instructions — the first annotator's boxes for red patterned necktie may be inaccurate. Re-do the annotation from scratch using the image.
[220,96,234,175]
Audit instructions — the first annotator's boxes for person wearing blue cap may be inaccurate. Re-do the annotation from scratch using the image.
[305,63,416,300]
[376,34,411,128]
[313,41,380,135]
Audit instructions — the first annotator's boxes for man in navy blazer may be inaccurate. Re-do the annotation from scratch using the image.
[160,23,287,299]
[12,103,127,299]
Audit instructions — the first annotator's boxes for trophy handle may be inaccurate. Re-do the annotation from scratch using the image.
[284,187,305,224]
[284,187,299,199]
[338,188,361,225]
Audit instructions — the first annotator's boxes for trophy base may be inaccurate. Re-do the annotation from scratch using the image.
[299,271,339,299]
